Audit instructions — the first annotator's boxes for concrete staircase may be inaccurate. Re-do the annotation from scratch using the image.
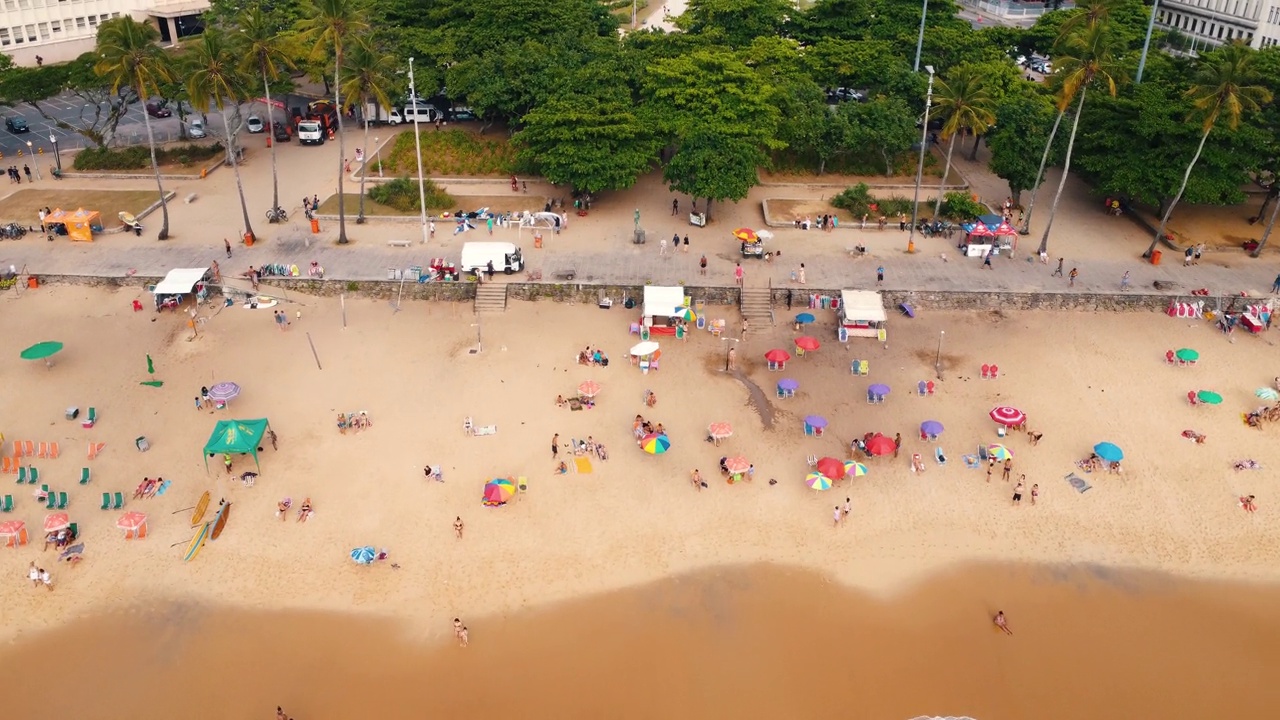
[739,286,774,330]
[474,283,508,314]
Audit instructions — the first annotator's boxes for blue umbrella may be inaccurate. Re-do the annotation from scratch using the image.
[868,383,891,396]
[920,420,944,436]
[350,546,377,565]
[804,415,828,429]
[795,313,815,324]
[778,378,799,391]
[1093,442,1123,462]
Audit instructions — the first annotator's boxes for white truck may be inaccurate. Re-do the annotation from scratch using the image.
[460,241,523,275]
[363,102,402,126]
[297,120,324,145]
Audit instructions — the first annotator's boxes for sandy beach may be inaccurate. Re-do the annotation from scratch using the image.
[2,284,1279,717]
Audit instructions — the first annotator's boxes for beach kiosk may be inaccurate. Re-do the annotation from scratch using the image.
[641,285,689,336]
[151,267,211,311]
[839,290,887,341]
[45,208,102,242]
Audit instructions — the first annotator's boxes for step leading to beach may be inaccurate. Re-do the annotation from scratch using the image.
[474,283,508,314]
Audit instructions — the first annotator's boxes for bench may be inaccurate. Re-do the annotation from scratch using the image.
[387,239,412,247]
[184,193,198,204]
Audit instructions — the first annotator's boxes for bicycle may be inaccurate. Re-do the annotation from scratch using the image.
[265,207,288,223]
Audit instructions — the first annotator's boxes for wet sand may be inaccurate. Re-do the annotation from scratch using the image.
[4,563,1278,720]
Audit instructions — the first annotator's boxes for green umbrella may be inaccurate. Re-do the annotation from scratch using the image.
[1175,348,1199,362]
[1197,390,1223,405]
[20,341,63,366]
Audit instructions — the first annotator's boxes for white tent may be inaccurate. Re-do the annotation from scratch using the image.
[518,211,568,230]
[153,268,210,295]
[642,285,687,325]
[839,290,887,338]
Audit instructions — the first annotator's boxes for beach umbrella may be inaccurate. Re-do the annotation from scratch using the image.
[116,511,148,539]
[708,422,733,440]
[795,313,815,324]
[482,477,516,506]
[1197,390,1223,405]
[146,354,155,375]
[844,460,869,477]
[765,348,791,363]
[805,471,833,491]
[207,382,241,403]
[795,336,821,351]
[778,378,799,392]
[756,229,774,241]
[350,546,377,565]
[868,383,890,397]
[673,306,696,322]
[733,227,758,242]
[865,435,896,456]
[44,512,70,533]
[1093,442,1123,463]
[630,340,660,356]
[59,542,84,560]
[1175,348,1199,362]
[20,341,63,367]
[1257,387,1279,401]
[578,380,601,398]
[989,406,1026,427]
[920,420,944,436]
[815,456,845,480]
[804,415,828,429]
[987,444,1013,461]
[641,433,671,455]
[0,520,27,548]
[724,456,751,475]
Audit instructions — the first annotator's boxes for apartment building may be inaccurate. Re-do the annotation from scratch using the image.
[0,0,207,66]
[1155,0,1280,50]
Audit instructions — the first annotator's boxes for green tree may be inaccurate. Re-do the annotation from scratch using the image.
[1145,44,1271,257]
[184,28,257,242]
[987,90,1055,206]
[298,0,369,244]
[844,95,916,176]
[94,17,174,239]
[801,39,922,101]
[1035,22,1127,256]
[662,128,767,215]
[947,59,1022,160]
[931,66,996,216]
[682,0,793,47]
[339,36,396,223]
[237,5,297,221]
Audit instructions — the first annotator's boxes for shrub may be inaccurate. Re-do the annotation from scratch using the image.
[831,183,914,218]
[72,143,224,171]
[939,191,987,221]
[368,177,456,212]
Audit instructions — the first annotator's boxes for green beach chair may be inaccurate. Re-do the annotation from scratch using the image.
[68,523,78,541]
[111,492,124,510]
[45,491,57,509]
[79,467,90,485]
[56,492,68,509]
[27,467,38,484]
[0,494,12,512]
[16,467,28,484]
[100,492,111,510]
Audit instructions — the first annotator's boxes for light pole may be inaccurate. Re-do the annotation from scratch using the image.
[1136,0,1160,83]
[913,0,928,72]
[373,136,383,178]
[25,141,40,179]
[934,330,945,379]
[408,57,429,245]
[49,134,60,173]
[908,65,935,254]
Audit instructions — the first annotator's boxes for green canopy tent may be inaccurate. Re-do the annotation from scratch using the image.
[203,418,271,470]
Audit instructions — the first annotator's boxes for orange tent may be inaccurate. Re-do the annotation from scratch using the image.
[45,207,101,242]
[117,511,148,539]
[0,519,28,548]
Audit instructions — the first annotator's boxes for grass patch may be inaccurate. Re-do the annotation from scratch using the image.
[368,177,455,213]
[377,128,517,177]
[72,143,224,171]
[0,188,163,226]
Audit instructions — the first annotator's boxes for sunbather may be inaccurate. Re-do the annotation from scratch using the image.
[337,413,348,434]
[556,395,566,408]
[147,477,165,498]
[596,443,608,461]
[134,478,154,498]
[277,498,291,520]
[555,461,568,475]
[1240,495,1257,512]
[297,498,313,522]
[1234,459,1262,471]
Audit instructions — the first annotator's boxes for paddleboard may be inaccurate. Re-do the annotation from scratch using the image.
[184,522,210,562]
[191,491,211,527]
[210,501,232,541]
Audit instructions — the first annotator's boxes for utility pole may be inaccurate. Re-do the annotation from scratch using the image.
[908,66,936,254]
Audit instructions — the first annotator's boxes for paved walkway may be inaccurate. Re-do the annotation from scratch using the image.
[1,126,1276,299]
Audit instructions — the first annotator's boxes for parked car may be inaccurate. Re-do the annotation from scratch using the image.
[449,106,477,121]
[825,87,866,104]
[272,121,291,142]
[145,102,172,118]
[246,115,265,133]
[4,116,29,133]
[188,119,207,139]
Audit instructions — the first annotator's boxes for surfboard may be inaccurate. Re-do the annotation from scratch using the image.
[210,501,232,541]
[191,491,211,527]
[184,522,210,562]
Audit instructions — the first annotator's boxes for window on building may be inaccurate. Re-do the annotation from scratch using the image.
[51,20,61,33]
[25,24,37,42]
[12,27,21,44]
[37,22,49,39]
[0,29,9,46]
[75,16,86,28]
[2,0,14,9]
[87,16,98,27]
[111,11,119,16]
[16,0,29,8]
[98,13,107,21]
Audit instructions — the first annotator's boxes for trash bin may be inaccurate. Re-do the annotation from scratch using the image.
[1150,250,1162,265]
[243,231,255,247]
[310,218,320,234]
[27,276,38,289]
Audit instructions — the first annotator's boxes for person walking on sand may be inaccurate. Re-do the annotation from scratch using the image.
[39,567,52,591]
[224,238,232,258]
[1053,258,1064,277]
[1120,270,1131,291]
[1069,268,1078,287]
[994,611,1012,635]
[1002,459,1012,482]
[1031,483,1039,505]
[224,453,233,474]
[454,516,464,539]
[551,434,559,459]
[683,235,690,253]
[876,265,884,286]
[986,464,993,483]
[699,254,708,276]
[453,618,464,642]
[267,428,278,451]
[982,251,993,270]
[1272,274,1280,294]
[893,432,902,459]
[672,198,678,216]
[277,707,288,720]
[843,497,851,524]
[734,262,744,286]
[797,263,806,284]
[459,626,469,647]
[659,236,668,256]
[28,561,39,588]
[1013,479,1024,506]
[833,505,841,528]
[727,347,737,371]
[691,469,704,491]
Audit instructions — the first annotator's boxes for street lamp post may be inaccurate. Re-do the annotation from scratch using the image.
[908,65,935,254]
[49,134,60,174]
[935,330,945,379]
[25,141,41,179]
[1136,0,1160,83]
[408,57,429,245]
[374,136,383,178]
[913,0,928,73]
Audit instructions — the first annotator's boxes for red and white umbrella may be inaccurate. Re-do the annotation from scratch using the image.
[724,456,751,475]
[578,380,601,398]
[989,406,1026,427]
[708,422,733,440]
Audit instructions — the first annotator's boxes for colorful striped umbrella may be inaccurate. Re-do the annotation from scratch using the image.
[708,422,733,439]
[987,444,1012,461]
[482,477,517,506]
[578,380,601,398]
[805,471,832,490]
[724,456,751,475]
[1257,387,1280,401]
[673,306,696,322]
[989,406,1026,427]
[733,228,758,242]
[641,433,671,454]
[844,460,868,477]
[207,382,241,403]
[795,336,820,351]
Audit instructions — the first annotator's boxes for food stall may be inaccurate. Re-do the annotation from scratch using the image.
[641,285,689,335]
[839,290,887,340]
[151,267,211,311]
[45,208,102,242]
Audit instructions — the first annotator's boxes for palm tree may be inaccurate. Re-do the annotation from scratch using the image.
[94,17,173,239]
[931,67,996,217]
[185,29,257,243]
[339,37,396,223]
[1036,23,1127,256]
[236,6,295,222]
[1146,44,1272,257]
[298,0,369,244]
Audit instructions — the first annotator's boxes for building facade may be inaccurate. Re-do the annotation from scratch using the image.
[1155,0,1280,50]
[0,0,207,67]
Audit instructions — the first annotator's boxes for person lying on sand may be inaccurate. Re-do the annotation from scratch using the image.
[297,498,313,522]
[337,413,348,434]
[994,611,1012,635]
[1027,431,1043,446]
[1240,495,1257,513]
[277,498,291,520]
[134,478,155,499]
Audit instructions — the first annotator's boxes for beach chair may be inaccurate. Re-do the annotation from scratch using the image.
[629,322,641,335]
[80,468,90,485]
[806,454,818,467]
[918,381,927,396]
[867,391,876,404]
[926,381,935,395]
[68,523,78,541]
[777,386,787,399]
[88,442,105,460]
[935,447,947,465]
[37,442,49,459]
[55,492,68,509]
[850,359,861,374]
[27,467,38,484]
[100,492,112,510]
[990,364,1000,379]
[45,491,57,510]
[1187,391,1198,406]
[82,408,97,429]
[1,457,12,474]
[15,440,32,458]
[1165,350,1175,364]
[0,494,12,512]
[981,364,990,379]
[517,476,528,494]
[858,360,869,376]
[978,445,990,462]
[47,442,58,459]
[16,467,30,484]
[111,492,124,510]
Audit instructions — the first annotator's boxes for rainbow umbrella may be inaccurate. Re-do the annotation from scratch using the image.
[987,444,1012,461]
[805,471,832,490]
[1256,387,1279,401]
[482,477,516,506]
[673,306,696,321]
[733,227,758,242]
[843,460,868,477]
[641,433,671,455]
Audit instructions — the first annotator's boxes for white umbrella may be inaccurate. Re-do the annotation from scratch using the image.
[630,340,660,356]
[756,229,774,241]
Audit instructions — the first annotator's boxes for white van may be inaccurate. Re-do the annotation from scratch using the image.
[460,241,523,275]
[402,103,439,124]
[297,120,324,145]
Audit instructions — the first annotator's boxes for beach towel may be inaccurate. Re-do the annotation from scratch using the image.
[962,454,979,469]
[155,479,172,496]
[1064,473,1092,493]
[574,457,593,474]
[1233,459,1262,471]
